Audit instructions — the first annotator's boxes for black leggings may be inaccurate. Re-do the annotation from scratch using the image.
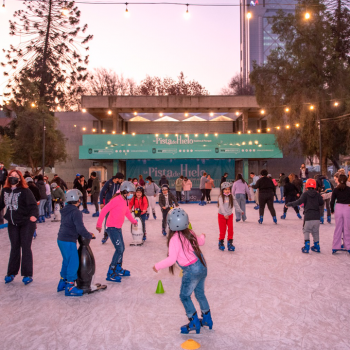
[259,193,276,217]
[284,196,299,214]
[161,207,171,229]
[7,221,36,277]
[200,189,206,201]
[205,189,211,201]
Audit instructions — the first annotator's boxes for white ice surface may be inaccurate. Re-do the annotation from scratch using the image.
[0,203,350,350]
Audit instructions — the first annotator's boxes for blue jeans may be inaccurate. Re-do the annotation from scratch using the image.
[235,193,247,221]
[39,199,47,216]
[184,191,190,201]
[45,194,52,214]
[280,186,284,200]
[179,259,210,318]
[57,240,79,282]
[107,227,125,266]
[140,213,147,234]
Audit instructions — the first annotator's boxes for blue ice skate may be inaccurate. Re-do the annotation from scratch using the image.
[218,239,225,251]
[180,312,201,334]
[297,213,302,219]
[162,229,167,236]
[145,213,149,220]
[258,216,263,224]
[65,282,83,296]
[143,234,147,241]
[236,218,241,222]
[273,216,277,224]
[41,215,45,223]
[200,310,213,330]
[301,240,310,253]
[82,209,90,214]
[281,213,286,219]
[332,249,339,254]
[101,233,109,244]
[57,277,67,292]
[311,241,320,253]
[92,211,99,217]
[33,230,37,239]
[106,266,122,283]
[320,217,324,224]
[153,212,157,219]
[115,263,130,277]
[227,239,235,252]
[37,216,42,224]
[22,277,33,285]
[254,205,260,210]
[4,275,15,284]
[327,216,331,224]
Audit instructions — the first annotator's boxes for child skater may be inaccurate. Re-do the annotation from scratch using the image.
[158,184,179,236]
[129,186,149,241]
[96,181,138,282]
[218,182,243,251]
[286,179,324,253]
[57,189,94,297]
[153,208,213,334]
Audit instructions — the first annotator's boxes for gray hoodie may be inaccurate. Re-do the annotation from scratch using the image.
[218,195,243,216]
[200,176,209,189]
[144,182,160,196]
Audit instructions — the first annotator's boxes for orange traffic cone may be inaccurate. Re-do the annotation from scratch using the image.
[181,339,201,350]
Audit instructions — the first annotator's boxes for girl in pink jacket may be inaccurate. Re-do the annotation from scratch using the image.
[96,181,138,283]
[182,177,192,203]
[153,208,213,334]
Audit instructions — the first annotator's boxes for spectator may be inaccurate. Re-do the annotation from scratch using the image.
[25,177,40,202]
[278,173,286,203]
[249,172,260,209]
[159,175,169,187]
[199,172,209,206]
[73,173,81,188]
[52,174,68,191]
[220,173,228,185]
[292,174,303,195]
[205,174,215,204]
[175,175,184,203]
[90,172,100,217]
[36,175,48,223]
[74,175,89,214]
[0,162,8,190]
[300,163,309,181]
[139,174,145,187]
[44,175,52,218]
[132,178,140,188]
[144,176,160,220]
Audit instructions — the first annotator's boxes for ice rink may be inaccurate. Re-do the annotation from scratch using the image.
[0,202,350,350]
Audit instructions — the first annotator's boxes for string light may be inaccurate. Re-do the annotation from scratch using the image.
[247,12,252,19]
[305,12,310,19]
[92,128,96,132]
[238,131,241,134]
[257,129,261,133]
[125,2,130,17]
[260,110,265,115]
[310,105,314,110]
[247,130,251,134]
[108,110,112,115]
[205,133,208,136]
[132,132,136,136]
[82,127,86,131]
[235,111,240,116]
[165,134,169,137]
[267,128,271,132]
[184,113,189,117]
[102,129,106,133]
[286,125,290,129]
[195,134,198,137]
[334,102,339,106]
[122,131,126,135]
[74,125,77,127]
[134,111,137,115]
[112,131,116,134]
[184,4,190,19]
[242,142,246,145]
[296,123,300,127]
[210,112,214,117]
[285,107,290,112]
[31,103,36,108]
[254,140,259,144]
[276,126,280,130]
[82,108,86,113]
[214,133,218,136]
[155,133,159,137]
[159,112,163,117]
[107,141,112,145]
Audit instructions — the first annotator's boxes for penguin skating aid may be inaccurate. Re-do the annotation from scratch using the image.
[130,216,144,246]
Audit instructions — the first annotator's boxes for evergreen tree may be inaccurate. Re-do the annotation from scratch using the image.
[0,135,14,168]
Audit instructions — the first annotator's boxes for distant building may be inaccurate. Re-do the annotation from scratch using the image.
[240,0,296,84]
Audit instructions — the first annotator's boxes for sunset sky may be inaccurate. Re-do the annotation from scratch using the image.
[0,0,241,100]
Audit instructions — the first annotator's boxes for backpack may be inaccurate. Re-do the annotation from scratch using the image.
[322,179,332,193]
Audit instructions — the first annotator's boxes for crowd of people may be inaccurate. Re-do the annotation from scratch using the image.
[0,161,350,334]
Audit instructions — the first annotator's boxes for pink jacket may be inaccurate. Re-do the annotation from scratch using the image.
[96,194,137,229]
[182,180,192,191]
[155,230,205,270]
[205,178,215,189]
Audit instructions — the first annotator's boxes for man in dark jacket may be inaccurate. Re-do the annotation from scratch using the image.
[158,175,169,187]
[286,179,324,253]
[220,173,228,185]
[53,174,68,191]
[36,175,48,223]
[74,175,89,214]
[158,184,178,236]
[253,169,277,224]
[0,162,8,190]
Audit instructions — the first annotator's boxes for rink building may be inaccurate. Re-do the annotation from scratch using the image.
[54,95,303,187]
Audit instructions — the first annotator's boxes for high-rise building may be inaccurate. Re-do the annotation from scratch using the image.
[240,0,296,84]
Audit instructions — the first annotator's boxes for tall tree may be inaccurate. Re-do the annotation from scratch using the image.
[221,74,255,96]
[0,135,14,168]
[250,0,350,173]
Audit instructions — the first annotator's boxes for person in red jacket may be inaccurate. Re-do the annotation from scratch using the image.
[129,187,149,241]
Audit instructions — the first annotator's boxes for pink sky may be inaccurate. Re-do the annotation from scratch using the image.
[0,0,240,100]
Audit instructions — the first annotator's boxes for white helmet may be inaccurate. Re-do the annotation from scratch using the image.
[120,181,136,193]
[221,181,232,189]
[66,189,83,203]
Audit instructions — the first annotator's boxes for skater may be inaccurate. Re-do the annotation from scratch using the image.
[268,174,279,202]
[36,175,47,223]
[286,179,324,253]
[159,184,179,236]
[1,170,38,285]
[144,176,159,220]
[57,189,95,296]
[74,175,89,214]
[52,174,68,192]
[205,174,215,203]
[292,174,303,195]
[232,174,250,222]
[249,172,260,209]
[278,173,286,203]
[153,207,212,334]
[158,175,169,187]
[44,176,52,219]
[138,174,145,187]
[175,175,184,203]
[132,178,140,188]
[99,172,125,244]
[73,173,81,188]
[0,161,8,190]
[90,172,100,217]
[182,177,192,203]
[316,174,333,224]
[220,172,228,185]
[25,177,41,202]
[330,174,350,254]
[199,172,209,206]
[253,169,277,224]
[96,181,138,281]
[218,182,243,251]
[129,186,149,241]
[51,182,66,221]
[280,177,302,220]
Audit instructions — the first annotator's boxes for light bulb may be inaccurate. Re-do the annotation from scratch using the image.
[82,108,86,113]
[195,134,198,137]
[247,130,251,134]
[247,12,252,19]
[210,112,214,117]
[296,123,300,128]
[125,4,130,18]
[286,125,290,129]
[334,102,339,106]
[132,132,136,136]
[276,126,280,130]
[235,111,240,116]
[285,107,289,112]
[165,134,169,137]
[159,112,163,117]
[260,109,265,115]
[184,5,190,19]
[238,131,241,135]
[112,131,116,134]
[184,113,188,117]
[215,133,218,136]
[134,111,137,115]
[122,131,126,135]
[82,127,86,131]
[267,128,271,132]
[205,133,208,137]
[92,128,96,132]
[108,110,112,115]
[62,8,69,16]
[257,129,261,133]
[310,105,314,110]
[102,129,106,133]
[305,12,310,19]
[155,134,159,137]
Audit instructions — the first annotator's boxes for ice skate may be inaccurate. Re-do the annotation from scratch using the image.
[33,230,37,239]
[320,216,324,224]
[106,266,122,283]
[22,276,33,285]
[65,282,83,296]
[162,229,167,236]
[332,249,339,254]
[297,213,302,219]
[200,310,213,330]
[153,212,157,219]
[254,205,259,210]
[301,240,310,253]
[82,209,90,214]
[41,215,45,223]
[4,275,15,284]
[236,218,241,222]
[273,216,277,224]
[37,216,42,224]
[57,277,67,292]
[327,216,331,224]
[92,211,99,217]
[180,312,201,334]
[227,239,235,252]
[143,233,147,241]
[115,263,130,276]
[311,241,320,253]
[145,213,149,220]
[101,233,109,244]
[258,216,263,224]
[281,213,286,219]
[218,239,225,251]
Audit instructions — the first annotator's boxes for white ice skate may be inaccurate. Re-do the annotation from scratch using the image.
[130,217,144,246]
[51,203,61,222]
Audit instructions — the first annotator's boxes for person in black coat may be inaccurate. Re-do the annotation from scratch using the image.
[281,177,301,219]
[74,175,89,214]
[158,175,169,187]
[253,169,277,224]
[0,162,8,190]
[220,173,229,185]
[0,170,39,285]
[25,177,41,202]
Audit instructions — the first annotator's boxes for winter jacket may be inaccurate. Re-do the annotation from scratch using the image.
[36,180,48,200]
[199,176,209,190]
[57,204,92,242]
[159,192,178,208]
[99,179,121,205]
[205,178,215,190]
[45,183,51,196]
[96,194,137,229]
[220,176,228,185]
[87,178,93,193]
[0,187,39,225]
[293,179,303,194]
[159,175,169,186]
[129,196,148,213]
[175,178,183,191]
[287,189,324,221]
[231,179,250,196]
[182,180,192,191]
[139,178,145,186]
[0,166,8,184]
[144,182,160,196]
[330,186,350,212]
[253,176,276,195]
[299,167,309,180]
[74,179,87,194]
[52,187,66,203]
[278,175,286,187]
[28,183,41,202]
[218,195,242,216]
[52,177,68,191]
[283,182,298,198]
[91,177,100,196]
